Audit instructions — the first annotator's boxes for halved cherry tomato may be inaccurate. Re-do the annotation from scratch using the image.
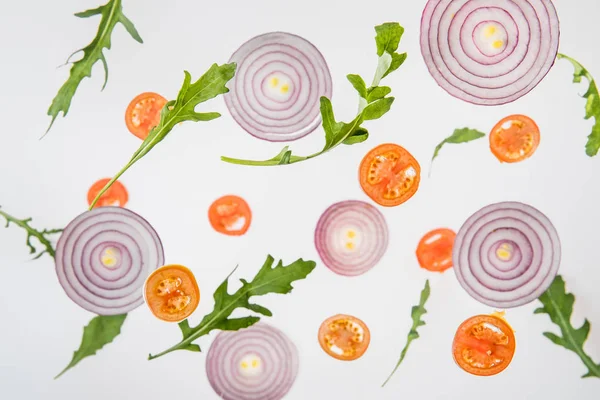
[452,314,516,376]
[416,228,456,273]
[318,314,371,361]
[87,178,129,208]
[489,114,540,163]
[144,265,200,322]
[359,143,421,207]
[125,92,168,140]
[208,195,252,236]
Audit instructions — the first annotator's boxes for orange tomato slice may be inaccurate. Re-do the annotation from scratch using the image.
[416,228,456,273]
[144,265,200,322]
[489,114,540,163]
[359,143,421,207]
[452,314,516,376]
[87,178,129,208]
[208,195,252,236]
[125,92,168,140]
[318,314,371,361]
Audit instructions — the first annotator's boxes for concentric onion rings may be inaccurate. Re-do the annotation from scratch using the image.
[206,322,299,400]
[55,206,164,315]
[225,31,332,141]
[420,0,560,105]
[453,201,560,308]
[314,200,389,277]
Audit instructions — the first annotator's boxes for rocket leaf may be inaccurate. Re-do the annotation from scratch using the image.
[220,22,406,167]
[0,206,62,259]
[148,255,315,360]
[558,54,600,157]
[429,127,486,176]
[88,62,236,209]
[382,280,430,387]
[55,314,127,379]
[46,0,143,134]
[534,275,600,379]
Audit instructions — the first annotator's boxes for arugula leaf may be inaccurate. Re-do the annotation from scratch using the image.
[382,280,430,387]
[429,127,486,176]
[88,62,236,209]
[148,255,315,360]
[534,275,600,379]
[55,314,127,379]
[0,207,62,259]
[46,0,143,134]
[558,54,600,157]
[220,22,406,167]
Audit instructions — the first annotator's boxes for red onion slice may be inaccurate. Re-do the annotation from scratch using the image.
[314,200,389,277]
[55,206,164,315]
[453,201,561,308]
[206,322,299,400]
[420,0,560,105]
[225,32,332,142]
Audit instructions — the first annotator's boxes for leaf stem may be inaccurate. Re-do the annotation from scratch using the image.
[0,207,62,259]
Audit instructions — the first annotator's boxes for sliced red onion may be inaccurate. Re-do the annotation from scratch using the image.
[453,201,561,308]
[225,32,332,142]
[420,0,560,105]
[206,322,299,400]
[314,200,389,277]
[55,206,164,315]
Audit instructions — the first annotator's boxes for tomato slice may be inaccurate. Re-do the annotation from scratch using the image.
[87,178,129,208]
[359,143,421,207]
[318,314,371,361]
[416,228,456,272]
[144,265,200,322]
[208,195,252,236]
[125,92,168,140]
[452,314,516,376]
[489,114,540,163]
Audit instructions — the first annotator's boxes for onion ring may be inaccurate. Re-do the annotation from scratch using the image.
[206,322,299,400]
[55,206,165,315]
[225,31,332,141]
[314,200,389,277]
[453,201,561,308]
[420,0,560,105]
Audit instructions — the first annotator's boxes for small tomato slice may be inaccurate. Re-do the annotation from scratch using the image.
[125,92,168,140]
[87,178,129,208]
[359,143,421,207]
[489,114,540,163]
[416,228,456,273]
[144,265,200,322]
[452,314,516,376]
[318,314,371,361]
[208,195,252,236]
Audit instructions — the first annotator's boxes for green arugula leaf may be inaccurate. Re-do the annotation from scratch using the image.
[534,275,600,379]
[0,206,62,259]
[221,22,406,167]
[382,280,430,387]
[429,127,486,176]
[55,314,127,379]
[46,0,143,134]
[558,54,600,157]
[148,255,315,360]
[88,62,236,209]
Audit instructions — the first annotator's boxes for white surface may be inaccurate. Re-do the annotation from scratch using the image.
[0,0,599,398]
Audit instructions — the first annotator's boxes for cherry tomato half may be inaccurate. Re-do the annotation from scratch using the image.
[208,195,252,236]
[416,228,456,273]
[489,114,540,163]
[125,92,168,140]
[452,314,516,376]
[87,178,129,208]
[359,143,421,207]
[144,264,200,322]
[318,314,371,361]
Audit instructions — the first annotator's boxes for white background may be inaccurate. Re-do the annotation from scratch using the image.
[1,0,599,398]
